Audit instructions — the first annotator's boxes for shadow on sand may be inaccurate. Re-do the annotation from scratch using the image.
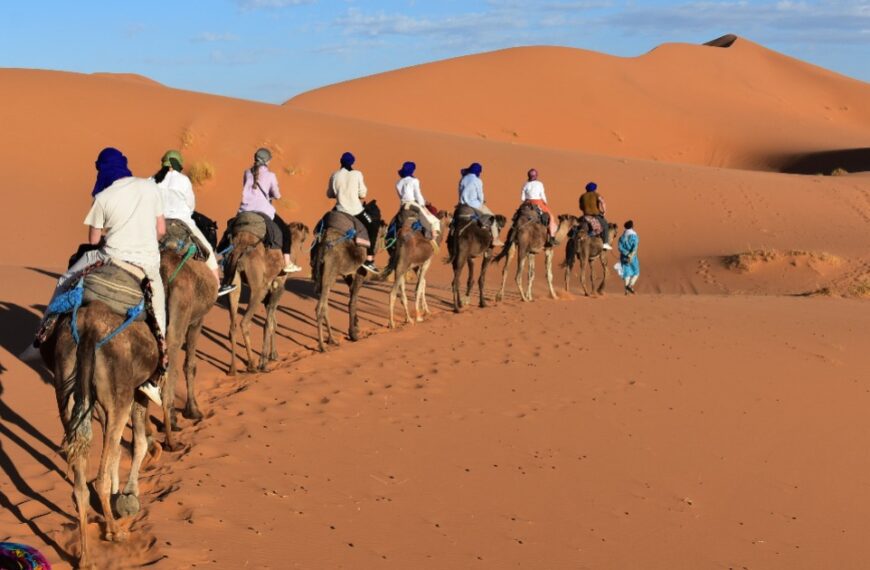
[778,148,870,175]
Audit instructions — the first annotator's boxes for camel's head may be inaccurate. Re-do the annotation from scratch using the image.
[607,223,618,245]
[554,214,580,245]
[493,214,507,232]
[437,210,453,226]
[289,222,310,246]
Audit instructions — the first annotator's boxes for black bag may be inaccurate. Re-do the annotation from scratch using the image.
[68,241,103,269]
[192,211,218,251]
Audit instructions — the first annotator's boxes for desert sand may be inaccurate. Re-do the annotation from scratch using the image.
[0,36,868,569]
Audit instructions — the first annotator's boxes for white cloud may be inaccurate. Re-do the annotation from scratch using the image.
[236,0,313,9]
[192,32,239,43]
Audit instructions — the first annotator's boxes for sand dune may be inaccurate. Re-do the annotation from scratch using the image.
[287,37,870,171]
[0,36,868,569]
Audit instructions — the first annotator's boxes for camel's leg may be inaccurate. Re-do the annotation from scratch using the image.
[452,253,465,313]
[580,255,590,297]
[182,318,204,421]
[98,401,132,543]
[464,258,475,307]
[241,284,268,373]
[597,255,608,295]
[388,278,399,329]
[479,253,491,308]
[545,249,558,299]
[416,259,432,321]
[516,254,528,302]
[161,350,179,450]
[316,281,333,352]
[259,286,283,371]
[564,259,572,293]
[527,255,536,301]
[71,442,91,568]
[116,399,147,520]
[227,273,242,375]
[496,244,515,302]
[399,273,413,324]
[348,274,364,342]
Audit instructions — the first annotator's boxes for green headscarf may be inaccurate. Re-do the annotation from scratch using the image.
[161,149,184,168]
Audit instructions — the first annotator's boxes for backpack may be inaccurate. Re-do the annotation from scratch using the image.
[192,211,218,250]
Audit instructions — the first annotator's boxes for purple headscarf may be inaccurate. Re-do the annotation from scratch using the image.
[92,147,132,196]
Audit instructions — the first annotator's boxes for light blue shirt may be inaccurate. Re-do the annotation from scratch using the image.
[458,174,484,208]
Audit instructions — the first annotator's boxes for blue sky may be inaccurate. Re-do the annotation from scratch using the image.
[1,1,868,103]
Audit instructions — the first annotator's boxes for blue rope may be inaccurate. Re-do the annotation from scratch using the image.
[95,301,145,350]
[217,244,234,257]
[324,229,356,249]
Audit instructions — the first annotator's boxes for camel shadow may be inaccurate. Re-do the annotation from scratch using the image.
[0,301,53,385]
[26,266,63,281]
[778,147,870,175]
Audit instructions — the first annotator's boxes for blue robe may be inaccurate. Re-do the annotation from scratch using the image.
[618,230,639,277]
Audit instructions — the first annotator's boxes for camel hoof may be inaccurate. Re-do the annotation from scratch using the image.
[162,439,183,452]
[245,365,258,373]
[115,493,140,518]
[258,363,270,373]
[78,557,95,570]
[416,316,424,323]
[182,408,204,421]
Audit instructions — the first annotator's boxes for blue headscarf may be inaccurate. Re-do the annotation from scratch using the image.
[467,163,482,177]
[585,182,598,192]
[340,151,355,170]
[398,161,416,178]
[92,147,132,196]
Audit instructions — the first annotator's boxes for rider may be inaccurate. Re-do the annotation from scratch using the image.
[578,182,612,250]
[458,162,503,247]
[237,148,301,275]
[521,168,557,244]
[152,149,235,296]
[24,147,165,405]
[328,151,381,274]
[396,161,441,239]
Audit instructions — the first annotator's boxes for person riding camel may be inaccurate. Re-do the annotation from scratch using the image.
[579,181,612,250]
[458,162,503,247]
[152,149,235,296]
[521,168,558,245]
[396,161,441,241]
[328,151,381,274]
[236,148,301,276]
[23,147,165,404]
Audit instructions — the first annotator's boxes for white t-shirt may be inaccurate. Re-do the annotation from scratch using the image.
[84,177,164,266]
[328,168,367,216]
[521,180,547,202]
[396,176,426,205]
[154,170,195,221]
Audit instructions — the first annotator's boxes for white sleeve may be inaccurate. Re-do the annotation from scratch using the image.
[414,179,425,205]
[540,182,547,204]
[183,175,196,211]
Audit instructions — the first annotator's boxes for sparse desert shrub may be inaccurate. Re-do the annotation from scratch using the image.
[188,161,214,186]
[850,280,870,298]
[830,168,849,176]
[722,248,778,272]
[284,165,300,176]
[180,127,195,149]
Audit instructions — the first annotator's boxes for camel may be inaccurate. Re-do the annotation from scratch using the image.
[564,222,619,296]
[495,210,578,302]
[381,209,452,328]
[446,209,506,312]
[40,303,157,569]
[312,221,386,352]
[158,248,217,451]
[224,221,309,373]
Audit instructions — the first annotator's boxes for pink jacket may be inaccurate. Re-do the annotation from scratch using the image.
[238,166,280,219]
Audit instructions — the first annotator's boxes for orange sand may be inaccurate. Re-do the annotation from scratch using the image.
[0,37,869,569]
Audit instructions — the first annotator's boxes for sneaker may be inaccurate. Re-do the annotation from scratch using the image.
[138,381,163,407]
[602,243,613,251]
[19,343,41,364]
[627,286,636,295]
[217,283,238,297]
[281,262,302,274]
[491,239,505,247]
[362,261,380,275]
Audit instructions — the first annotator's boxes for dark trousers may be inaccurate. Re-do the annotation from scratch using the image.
[355,211,380,257]
[597,215,609,243]
[273,213,292,255]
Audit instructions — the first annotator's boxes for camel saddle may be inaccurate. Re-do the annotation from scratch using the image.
[579,215,603,237]
[231,211,282,249]
[390,205,433,241]
[160,218,209,261]
[513,202,549,227]
[452,204,493,229]
[319,210,369,243]
[82,260,147,320]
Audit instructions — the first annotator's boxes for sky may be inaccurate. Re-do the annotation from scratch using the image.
[1,1,868,103]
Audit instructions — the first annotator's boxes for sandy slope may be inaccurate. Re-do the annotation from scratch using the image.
[286,38,870,171]
[0,37,869,569]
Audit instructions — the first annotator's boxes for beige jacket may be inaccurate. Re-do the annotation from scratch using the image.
[328,168,367,216]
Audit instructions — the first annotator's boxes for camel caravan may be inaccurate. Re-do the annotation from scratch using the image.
[21,148,639,568]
